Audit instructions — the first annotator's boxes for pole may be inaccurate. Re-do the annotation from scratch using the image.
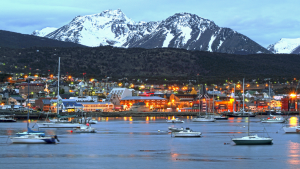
[243,78,245,113]
[233,83,235,112]
[27,77,29,128]
[57,57,60,115]
[199,84,201,116]
[213,86,214,115]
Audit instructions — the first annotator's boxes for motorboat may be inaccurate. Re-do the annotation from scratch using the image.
[192,115,216,122]
[166,118,184,123]
[172,128,201,137]
[10,135,58,144]
[232,78,273,145]
[227,110,256,117]
[261,115,285,123]
[283,126,300,133]
[168,127,184,132]
[72,124,96,133]
[0,115,16,122]
[214,115,228,120]
[232,135,273,145]
[16,127,45,137]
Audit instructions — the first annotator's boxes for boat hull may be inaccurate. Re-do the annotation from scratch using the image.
[261,120,285,123]
[283,126,300,133]
[0,119,17,122]
[227,114,256,117]
[173,132,201,137]
[37,122,84,128]
[192,118,215,122]
[232,139,273,145]
[10,136,56,144]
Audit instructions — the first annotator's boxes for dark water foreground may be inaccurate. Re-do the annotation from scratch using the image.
[0,116,300,169]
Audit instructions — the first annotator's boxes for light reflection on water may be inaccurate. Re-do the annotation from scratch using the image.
[289,117,298,126]
[2,116,300,168]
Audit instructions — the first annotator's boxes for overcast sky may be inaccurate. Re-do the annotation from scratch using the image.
[1,0,299,47]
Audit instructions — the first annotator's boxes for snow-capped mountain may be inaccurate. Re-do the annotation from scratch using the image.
[32,27,57,37]
[267,38,300,54]
[33,9,270,54]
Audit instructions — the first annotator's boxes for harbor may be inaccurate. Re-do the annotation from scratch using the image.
[1,116,300,168]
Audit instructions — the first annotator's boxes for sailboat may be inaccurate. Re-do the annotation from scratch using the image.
[10,80,58,144]
[36,57,85,128]
[232,78,273,145]
[192,85,215,122]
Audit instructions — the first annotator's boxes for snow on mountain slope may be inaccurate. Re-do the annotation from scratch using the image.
[267,38,300,54]
[32,9,270,54]
[32,27,57,37]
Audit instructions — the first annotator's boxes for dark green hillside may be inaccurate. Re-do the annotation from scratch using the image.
[0,46,299,83]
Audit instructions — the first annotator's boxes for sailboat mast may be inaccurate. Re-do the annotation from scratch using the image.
[243,78,245,113]
[57,57,60,115]
[27,78,29,128]
[198,84,201,116]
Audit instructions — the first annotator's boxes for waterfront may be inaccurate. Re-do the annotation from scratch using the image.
[1,116,300,169]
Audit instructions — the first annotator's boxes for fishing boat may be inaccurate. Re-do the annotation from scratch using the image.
[0,115,16,122]
[261,114,285,123]
[232,78,273,145]
[166,117,184,123]
[36,57,85,129]
[172,127,201,137]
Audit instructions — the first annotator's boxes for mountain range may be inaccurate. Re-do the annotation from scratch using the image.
[32,9,271,54]
[267,38,300,54]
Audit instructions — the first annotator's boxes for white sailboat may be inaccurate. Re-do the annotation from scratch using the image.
[232,78,273,145]
[192,84,215,122]
[261,114,286,123]
[10,80,59,144]
[36,57,85,129]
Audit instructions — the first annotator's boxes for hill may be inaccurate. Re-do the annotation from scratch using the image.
[0,46,298,84]
[0,30,86,48]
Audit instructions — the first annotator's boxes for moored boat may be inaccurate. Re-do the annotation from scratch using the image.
[0,115,16,122]
[72,124,96,133]
[168,127,184,132]
[166,117,184,123]
[232,135,273,145]
[261,115,285,123]
[172,128,201,137]
[10,135,58,144]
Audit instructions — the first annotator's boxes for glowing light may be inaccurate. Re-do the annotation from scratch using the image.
[290,94,296,98]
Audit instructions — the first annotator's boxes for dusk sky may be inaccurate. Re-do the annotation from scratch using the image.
[1,0,299,47]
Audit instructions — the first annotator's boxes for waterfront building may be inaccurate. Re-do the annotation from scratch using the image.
[77,102,114,112]
[120,96,167,110]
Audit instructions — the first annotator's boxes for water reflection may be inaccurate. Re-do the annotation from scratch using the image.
[288,142,300,165]
[289,117,298,126]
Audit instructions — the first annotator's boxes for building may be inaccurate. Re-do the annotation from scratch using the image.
[120,96,167,110]
[18,83,44,96]
[77,102,114,112]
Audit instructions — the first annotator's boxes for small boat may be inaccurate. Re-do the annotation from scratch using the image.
[283,126,300,133]
[192,115,216,122]
[10,135,59,144]
[16,127,45,137]
[227,111,256,117]
[232,135,273,145]
[79,117,98,124]
[72,124,96,133]
[166,118,184,123]
[168,127,184,132]
[214,115,228,120]
[172,128,201,137]
[261,115,285,123]
[0,115,16,122]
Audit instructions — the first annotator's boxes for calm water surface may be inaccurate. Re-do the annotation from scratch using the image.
[0,115,300,169]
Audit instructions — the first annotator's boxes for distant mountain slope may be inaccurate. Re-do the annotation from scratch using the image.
[33,9,270,54]
[32,27,58,37]
[267,38,300,54]
[291,45,300,54]
[0,30,86,48]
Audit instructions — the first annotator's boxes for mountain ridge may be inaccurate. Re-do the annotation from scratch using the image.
[33,9,270,54]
